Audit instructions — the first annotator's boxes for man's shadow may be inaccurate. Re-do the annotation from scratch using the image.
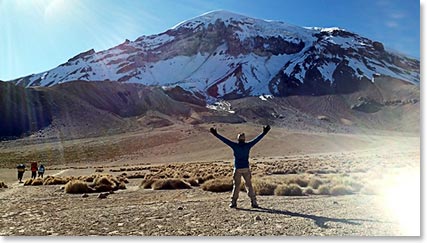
[236,206,384,229]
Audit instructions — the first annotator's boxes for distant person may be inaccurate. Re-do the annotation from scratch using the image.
[16,164,26,183]
[210,125,271,208]
[30,162,38,179]
[38,164,45,178]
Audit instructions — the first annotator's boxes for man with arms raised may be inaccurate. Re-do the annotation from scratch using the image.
[210,125,271,208]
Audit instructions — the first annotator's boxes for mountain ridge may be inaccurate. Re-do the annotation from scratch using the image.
[9,10,419,101]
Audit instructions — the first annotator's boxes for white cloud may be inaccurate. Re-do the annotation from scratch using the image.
[386,21,399,28]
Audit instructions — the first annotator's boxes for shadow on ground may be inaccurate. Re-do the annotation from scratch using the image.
[236,206,385,229]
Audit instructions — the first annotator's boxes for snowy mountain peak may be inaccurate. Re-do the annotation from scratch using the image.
[172,10,250,29]
[11,10,419,100]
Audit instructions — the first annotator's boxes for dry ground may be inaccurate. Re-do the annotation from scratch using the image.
[0,125,420,236]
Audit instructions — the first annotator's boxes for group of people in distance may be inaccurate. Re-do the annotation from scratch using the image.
[16,162,45,183]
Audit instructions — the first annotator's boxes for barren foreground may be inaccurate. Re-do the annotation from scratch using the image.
[0,132,420,236]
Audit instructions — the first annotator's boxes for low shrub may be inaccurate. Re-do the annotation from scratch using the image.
[317,185,330,195]
[253,179,277,195]
[43,176,69,185]
[64,180,94,194]
[31,178,44,186]
[0,181,8,188]
[140,179,157,189]
[285,176,309,187]
[92,175,117,192]
[330,185,353,196]
[201,178,233,192]
[151,179,192,190]
[274,184,303,196]
[197,174,215,184]
[127,172,145,179]
[303,187,315,195]
[308,178,323,189]
[185,178,199,187]
[24,179,33,186]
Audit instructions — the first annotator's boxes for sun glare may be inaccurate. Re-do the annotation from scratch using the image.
[379,168,420,236]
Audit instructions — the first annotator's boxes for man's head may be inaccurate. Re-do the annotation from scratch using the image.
[237,133,246,143]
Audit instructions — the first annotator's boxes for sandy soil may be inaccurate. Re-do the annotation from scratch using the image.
[0,140,420,236]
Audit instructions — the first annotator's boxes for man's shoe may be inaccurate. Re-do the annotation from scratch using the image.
[251,203,259,208]
[229,203,237,208]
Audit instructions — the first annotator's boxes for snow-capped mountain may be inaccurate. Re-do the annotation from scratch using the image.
[12,10,419,100]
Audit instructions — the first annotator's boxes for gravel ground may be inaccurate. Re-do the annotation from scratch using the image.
[0,182,403,236]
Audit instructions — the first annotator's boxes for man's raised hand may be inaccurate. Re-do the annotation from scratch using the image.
[263,125,271,134]
[210,127,218,135]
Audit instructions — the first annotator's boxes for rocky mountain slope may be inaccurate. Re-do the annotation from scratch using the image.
[1,11,419,140]
[0,80,230,139]
[10,10,419,100]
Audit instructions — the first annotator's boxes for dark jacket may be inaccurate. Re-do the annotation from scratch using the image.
[214,132,266,169]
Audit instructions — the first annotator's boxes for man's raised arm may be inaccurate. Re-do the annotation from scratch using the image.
[247,125,271,147]
[210,127,236,147]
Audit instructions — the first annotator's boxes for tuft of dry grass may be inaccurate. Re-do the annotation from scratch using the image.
[0,181,8,188]
[284,175,309,187]
[197,174,215,184]
[43,176,69,185]
[140,178,157,189]
[201,178,233,192]
[253,179,277,195]
[118,182,127,190]
[127,172,145,179]
[330,185,353,196]
[303,187,315,195]
[23,179,34,186]
[185,178,199,187]
[151,179,192,190]
[308,178,323,189]
[31,178,44,186]
[317,185,330,195]
[64,180,94,194]
[274,184,303,196]
[92,175,117,192]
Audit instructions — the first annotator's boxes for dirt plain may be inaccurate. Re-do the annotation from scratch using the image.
[0,123,420,236]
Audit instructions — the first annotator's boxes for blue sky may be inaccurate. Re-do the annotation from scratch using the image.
[0,0,420,81]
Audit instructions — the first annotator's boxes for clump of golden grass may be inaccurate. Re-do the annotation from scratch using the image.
[23,179,34,186]
[317,185,330,195]
[151,179,192,190]
[331,176,363,193]
[63,174,126,194]
[92,175,117,192]
[252,179,277,195]
[83,175,96,183]
[274,184,303,196]
[303,187,315,195]
[127,172,145,179]
[308,178,323,189]
[43,176,69,185]
[140,178,157,189]
[31,178,44,186]
[65,180,94,194]
[330,185,353,196]
[118,182,127,190]
[117,176,129,184]
[284,175,309,187]
[185,178,199,187]
[0,181,8,188]
[201,178,233,192]
[197,174,215,184]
